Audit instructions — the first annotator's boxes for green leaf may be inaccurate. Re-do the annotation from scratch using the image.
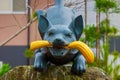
[32,11,37,19]
[0,63,11,77]
[24,48,34,58]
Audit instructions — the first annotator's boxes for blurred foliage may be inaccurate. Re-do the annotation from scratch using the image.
[24,48,34,58]
[95,0,120,44]
[83,21,118,47]
[0,63,11,77]
[83,24,100,47]
[83,19,119,80]
[95,0,119,13]
[110,26,118,35]
[88,43,120,80]
[32,11,37,19]
[112,50,120,56]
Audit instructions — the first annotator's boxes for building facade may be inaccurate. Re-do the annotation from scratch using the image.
[0,0,54,67]
[0,0,120,67]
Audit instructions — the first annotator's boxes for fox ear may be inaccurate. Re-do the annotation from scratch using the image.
[38,15,51,38]
[69,15,84,40]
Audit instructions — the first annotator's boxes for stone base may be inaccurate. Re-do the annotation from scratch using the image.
[0,66,111,80]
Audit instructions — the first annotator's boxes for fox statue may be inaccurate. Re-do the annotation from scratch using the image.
[34,0,86,75]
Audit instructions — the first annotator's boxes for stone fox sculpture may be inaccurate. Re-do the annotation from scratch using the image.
[34,0,86,75]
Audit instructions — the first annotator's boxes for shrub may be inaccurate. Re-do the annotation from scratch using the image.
[0,63,11,77]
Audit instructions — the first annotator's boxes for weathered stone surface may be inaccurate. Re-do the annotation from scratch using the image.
[0,66,112,80]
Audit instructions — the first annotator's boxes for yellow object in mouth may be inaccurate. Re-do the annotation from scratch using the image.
[30,40,52,51]
[30,40,94,63]
[65,41,94,63]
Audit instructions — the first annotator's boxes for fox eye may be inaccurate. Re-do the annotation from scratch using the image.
[48,32,54,36]
[66,33,72,37]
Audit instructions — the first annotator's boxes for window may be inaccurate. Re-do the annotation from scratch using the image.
[0,0,27,14]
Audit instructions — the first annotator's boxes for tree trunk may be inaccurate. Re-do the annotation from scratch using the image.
[84,0,87,43]
[96,11,100,63]
[84,0,87,26]
[106,13,109,44]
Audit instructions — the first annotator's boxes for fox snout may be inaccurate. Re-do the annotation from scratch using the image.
[52,38,65,48]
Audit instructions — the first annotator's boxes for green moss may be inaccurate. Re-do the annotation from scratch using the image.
[0,66,111,80]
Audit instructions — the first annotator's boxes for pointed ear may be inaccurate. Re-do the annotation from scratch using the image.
[38,15,50,38]
[70,15,84,40]
[36,10,46,18]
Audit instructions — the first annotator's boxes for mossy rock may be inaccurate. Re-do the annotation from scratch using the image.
[0,66,111,80]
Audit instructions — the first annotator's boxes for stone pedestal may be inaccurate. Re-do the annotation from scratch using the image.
[0,66,111,80]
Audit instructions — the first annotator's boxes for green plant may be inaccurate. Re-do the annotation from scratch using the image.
[24,48,34,58]
[0,63,11,77]
[113,65,120,80]
[84,24,101,47]
[95,0,120,43]
[88,43,120,80]
[83,23,117,47]
[24,48,34,65]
